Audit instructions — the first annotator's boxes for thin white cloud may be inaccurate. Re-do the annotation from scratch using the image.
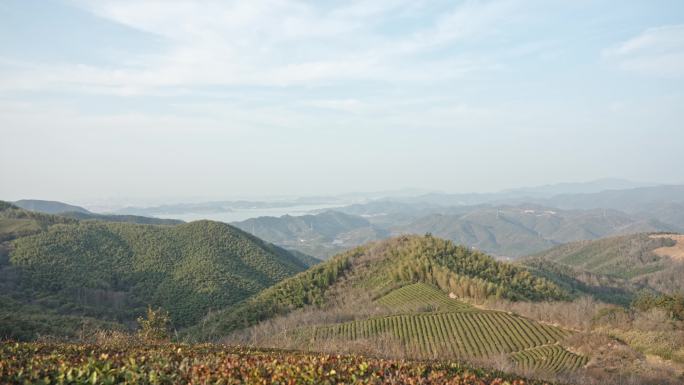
[604,25,684,78]
[395,0,521,54]
[1,0,525,94]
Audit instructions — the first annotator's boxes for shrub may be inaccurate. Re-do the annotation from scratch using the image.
[137,306,171,342]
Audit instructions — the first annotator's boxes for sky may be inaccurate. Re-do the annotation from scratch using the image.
[1,0,683,205]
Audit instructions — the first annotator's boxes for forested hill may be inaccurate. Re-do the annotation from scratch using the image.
[525,233,674,279]
[13,199,90,214]
[11,199,185,225]
[59,211,184,225]
[233,211,388,259]
[0,201,77,242]
[521,232,684,297]
[189,234,567,340]
[0,202,312,340]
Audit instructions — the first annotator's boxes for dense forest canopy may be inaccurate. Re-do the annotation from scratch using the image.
[0,202,311,340]
[189,234,567,340]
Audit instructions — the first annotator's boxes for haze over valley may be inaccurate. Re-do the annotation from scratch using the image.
[19,179,682,260]
[2,1,684,384]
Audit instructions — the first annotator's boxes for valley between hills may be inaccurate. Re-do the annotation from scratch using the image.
[4,2,682,383]
[2,184,684,384]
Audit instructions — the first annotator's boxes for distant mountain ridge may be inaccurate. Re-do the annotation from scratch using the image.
[500,178,655,197]
[12,199,184,226]
[238,201,680,259]
[113,198,344,216]
[391,178,658,206]
[535,184,684,212]
[391,205,678,257]
[233,211,388,259]
[13,199,90,214]
[60,211,184,225]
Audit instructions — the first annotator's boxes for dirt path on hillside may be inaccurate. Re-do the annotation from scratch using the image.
[649,234,684,261]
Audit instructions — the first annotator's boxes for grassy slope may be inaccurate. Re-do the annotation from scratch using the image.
[311,282,586,374]
[0,202,77,242]
[188,235,584,374]
[520,233,684,301]
[189,235,566,340]
[0,202,309,339]
[233,210,388,259]
[526,233,672,279]
[312,309,585,374]
[519,233,684,305]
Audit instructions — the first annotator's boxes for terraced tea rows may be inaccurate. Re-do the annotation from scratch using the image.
[314,311,571,359]
[510,344,588,374]
[377,283,473,312]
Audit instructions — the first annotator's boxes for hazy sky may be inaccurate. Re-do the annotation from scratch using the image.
[1,0,683,204]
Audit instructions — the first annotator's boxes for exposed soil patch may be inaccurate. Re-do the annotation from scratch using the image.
[650,234,684,261]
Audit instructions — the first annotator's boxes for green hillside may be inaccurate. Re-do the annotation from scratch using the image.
[376,282,473,312]
[10,199,186,226]
[391,206,676,257]
[190,235,567,340]
[255,203,679,259]
[526,233,673,279]
[519,232,684,308]
[0,202,76,242]
[0,203,309,340]
[307,282,584,374]
[285,248,322,267]
[233,211,388,259]
[510,344,588,374]
[13,199,90,214]
[188,231,588,374]
[521,258,637,305]
[312,309,583,374]
[60,211,184,225]
[185,235,589,376]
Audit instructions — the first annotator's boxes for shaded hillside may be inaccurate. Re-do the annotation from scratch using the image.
[113,198,342,216]
[521,233,684,298]
[0,207,309,340]
[521,258,639,305]
[233,211,388,259]
[526,233,674,279]
[285,248,322,267]
[60,211,184,225]
[390,206,675,257]
[13,199,90,214]
[229,204,677,260]
[189,235,566,340]
[186,236,593,378]
[633,201,684,230]
[377,179,655,207]
[537,184,684,212]
[329,201,446,227]
[0,201,76,242]
[12,199,185,226]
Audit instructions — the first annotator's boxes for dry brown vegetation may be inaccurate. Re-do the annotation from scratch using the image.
[561,332,677,385]
[650,234,684,261]
[479,297,613,331]
[476,297,684,384]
